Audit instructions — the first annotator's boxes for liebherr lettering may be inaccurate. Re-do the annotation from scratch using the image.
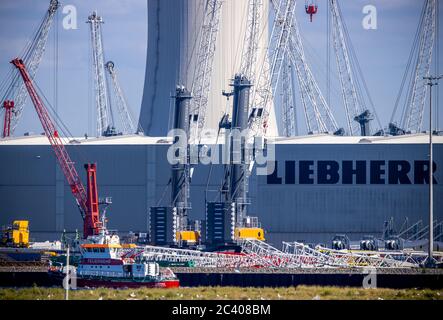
[267,160,438,185]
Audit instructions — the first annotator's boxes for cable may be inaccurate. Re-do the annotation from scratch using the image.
[156,178,172,206]
[336,0,383,132]
[205,95,233,203]
[33,80,89,166]
[390,0,426,125]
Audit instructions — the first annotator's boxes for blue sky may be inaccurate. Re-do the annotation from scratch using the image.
[0,0,442,136]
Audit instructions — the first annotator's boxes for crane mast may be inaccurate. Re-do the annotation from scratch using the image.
[189,0,223,144]
[402,0,436,133]
[171,87,192,245]
[105,61,143,135]
[4,0,59,136]
[88,11,113,137]
[11,58,101,238]
[210,0,298,242]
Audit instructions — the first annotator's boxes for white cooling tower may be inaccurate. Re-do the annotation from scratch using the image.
[139,0,278,137]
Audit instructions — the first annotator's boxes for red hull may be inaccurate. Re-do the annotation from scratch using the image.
[48,271,179,289]
[76,278,180,289]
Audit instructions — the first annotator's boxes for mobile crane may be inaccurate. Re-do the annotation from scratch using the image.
[11,58,104,239]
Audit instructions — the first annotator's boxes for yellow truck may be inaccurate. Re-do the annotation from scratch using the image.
[1,220,30,248]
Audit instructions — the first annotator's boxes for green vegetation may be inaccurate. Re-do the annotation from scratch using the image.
[0,286,441,300]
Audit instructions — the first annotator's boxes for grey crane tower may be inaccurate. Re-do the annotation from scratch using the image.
[205,74,264,249]
[149,86,199,247]
[171,86,193,245]
[223,75,251,221]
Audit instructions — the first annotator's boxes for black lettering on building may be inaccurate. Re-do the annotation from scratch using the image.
[414,161,438,184]
[285,160,296,184]
[267,161,282,184]
[317,161,340,184]
[370,161,385,184]
[388,160,412,184]
[342,161,366,184]
[299,161,314,184]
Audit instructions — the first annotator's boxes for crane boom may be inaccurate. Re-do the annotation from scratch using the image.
[240,0,263,83]
[7,0,60,135]
[189,0,223,144]
[88,11,112,137]
[403,0,436,132]
[329,0,362,135]
[281,56,297,137]
[284,3,341,135]
[11,58,101,238]
[249,0,296,138]
[105,61,142,135]
[261,0,341,136]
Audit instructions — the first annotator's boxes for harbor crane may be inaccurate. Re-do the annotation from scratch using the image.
[329,0,374,136]
[205,0,299,246]
[164,0,223,247]
[1,0,59,137]
[150,86,199,248]
[188,0,223,144]
[150,1,224,249]
[11,58,104,239]
[87,11,116,137]
[105,61,143,135]
[88,12,141,136]
[390,0,437,134]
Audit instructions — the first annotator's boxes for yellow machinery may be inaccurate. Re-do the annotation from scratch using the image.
[1,220,30,248]
[234,227,265,241]
[234,216,265,241]
[176,230,200,245]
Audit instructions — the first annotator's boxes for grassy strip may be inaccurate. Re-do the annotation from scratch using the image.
[0,286,441,300]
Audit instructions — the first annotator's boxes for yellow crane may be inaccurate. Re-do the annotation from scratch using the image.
[1,220,30,248]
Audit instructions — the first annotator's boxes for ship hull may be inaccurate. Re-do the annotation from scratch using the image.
[48,271,180,289]
[76,277,180,289]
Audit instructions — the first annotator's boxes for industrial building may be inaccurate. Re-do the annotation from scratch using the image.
[0,0,441,260]
[0,133,441,246]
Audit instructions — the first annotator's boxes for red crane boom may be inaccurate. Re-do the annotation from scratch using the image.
[11,58,101,238]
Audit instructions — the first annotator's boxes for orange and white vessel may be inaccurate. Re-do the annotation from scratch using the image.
[49,214,179,289]
[71,242,179,289]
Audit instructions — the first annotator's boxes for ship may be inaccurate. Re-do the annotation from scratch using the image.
[48,219,179,289]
